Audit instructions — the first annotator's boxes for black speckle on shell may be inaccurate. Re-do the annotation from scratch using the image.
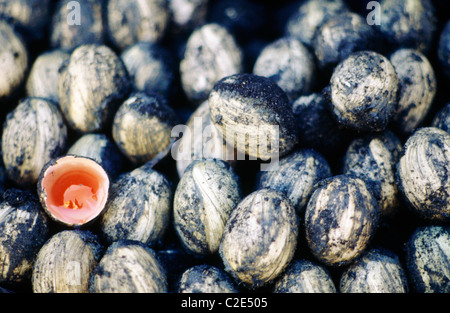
[174,159,242,256]
[253,37,316,102]
[438,21,450,80]
[177,264,238,293]
[272,259,337,293]
[32,230,103,293]
[99,166,172,246]
[432,103,450,134]
[180,23,243,105]
[256,148,332,215]
[292,93,347,156]
[404,225,450,293]
[58,44,132,133]
[0,189,50,287]
[209,73,299,160]
[389,49,437,135]
[219,188,299,289]
[396,127,450,222]
[312,12,380,70]
[1,98,68,186]
[378,0,437,53]
[89,240,168,293]
[106,0,169,51]
[25,49,70,105]
[112,92,178,166]
[121,42,177,100]
[284,0,348,48]
[342,130,403,218]
[0,20,28,102]
[67,133,125,179]
[329,50,399,133]
[50,0,105,51]
[304,175,380,267]
[339,248,409,293]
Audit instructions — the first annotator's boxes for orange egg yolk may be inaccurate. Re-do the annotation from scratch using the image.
[63,184,98,210]
[40,155,109,226]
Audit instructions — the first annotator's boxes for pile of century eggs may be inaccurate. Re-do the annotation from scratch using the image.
[0,0,449,293]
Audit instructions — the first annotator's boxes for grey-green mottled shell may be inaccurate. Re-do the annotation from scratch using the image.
[174,159,242,256]
[378,0,437,53]
[1,98,67,186]
[0,20,28,100]
[343,131,403,218]
[220,188,299,289]
[209,73,298,160]
[432,103,450,134]
[99,166,172,246]
[397,127,450,222]
[312,12,378,70]
[329,50,398,132]
[339,248,409,293]
[256,148,332,215]
[50,0,105,51]
[106,0,169,51]
[405,226,450,293]
[25,49,70,104]
[272,259,337,293]
[180,23,243,105]
[32,230,102,293]
[284,0,348,47]
[89,240,168,293]
[390,49,437,135]
[112,92,178,165]
[253,37,316,102]
[58,44,131,133]
[174,100,236,178]
[177,264,238,293]
[121,42,175,99]
[67,133,124,179]
[0,189,50,286]
[304,175,380,267]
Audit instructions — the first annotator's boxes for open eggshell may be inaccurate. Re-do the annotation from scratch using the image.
[37,155,110,227]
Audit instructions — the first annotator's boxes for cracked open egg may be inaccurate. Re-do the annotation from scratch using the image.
[37,155,110,227]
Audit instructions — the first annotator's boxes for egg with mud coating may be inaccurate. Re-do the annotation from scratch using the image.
[304,175,380,267]
[173,159,242,256]
[220,188,299,289]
